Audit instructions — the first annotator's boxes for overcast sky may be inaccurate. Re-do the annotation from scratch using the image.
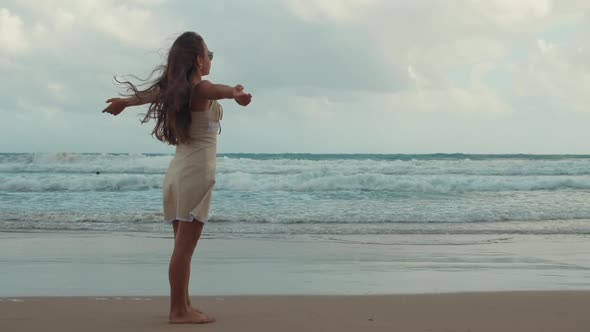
[1,0,589,154]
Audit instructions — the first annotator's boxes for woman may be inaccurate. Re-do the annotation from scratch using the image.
[102,31,252,324]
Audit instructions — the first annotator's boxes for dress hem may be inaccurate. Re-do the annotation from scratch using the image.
[164,212,207,224]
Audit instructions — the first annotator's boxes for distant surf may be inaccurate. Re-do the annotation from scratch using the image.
[2,153,590,236]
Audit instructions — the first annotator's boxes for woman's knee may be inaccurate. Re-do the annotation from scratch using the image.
[175,221,203,245]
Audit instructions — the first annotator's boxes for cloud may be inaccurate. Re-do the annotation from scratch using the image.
[0,1,180,120]
[1,0,590,153]
[47,82,69,101]
[509,39,590,113]
[2,1,180,56]
[0,8,29,55]
[284,0,384,22]
[471,0,552,24]
[92,3,166,48]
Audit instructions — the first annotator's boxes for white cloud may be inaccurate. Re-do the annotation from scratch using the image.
[93,3,162,48]
[1,0,590,153]
[54,8,76,29]
[384,86,513,114]
[47,82,69,101]
[470,0,552,24]
[285,0,383,22]
[4,1,174,51]
[511,40,590,113]
[537,39,555,54]
[0,8,29,55]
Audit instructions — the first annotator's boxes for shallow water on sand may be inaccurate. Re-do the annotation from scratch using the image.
[1,231,588,297]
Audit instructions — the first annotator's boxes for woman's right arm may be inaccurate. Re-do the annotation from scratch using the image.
[102,87,160,116]
[125,87,160,106]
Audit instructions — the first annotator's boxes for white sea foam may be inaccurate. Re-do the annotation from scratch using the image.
[2,153,590,235]
[2,152,590,192]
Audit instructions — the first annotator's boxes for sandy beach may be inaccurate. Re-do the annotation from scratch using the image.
[2,292,589,332]
[3,0,590,326]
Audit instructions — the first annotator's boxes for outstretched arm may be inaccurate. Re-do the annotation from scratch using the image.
[102,87,160,116]
[125,87,160,106]
[194,81,252,106]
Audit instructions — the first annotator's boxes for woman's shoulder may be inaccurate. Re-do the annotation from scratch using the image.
[192,80,214,92]
[190,81,215,112]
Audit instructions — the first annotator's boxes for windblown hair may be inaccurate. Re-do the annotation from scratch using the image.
[116,31,205,145]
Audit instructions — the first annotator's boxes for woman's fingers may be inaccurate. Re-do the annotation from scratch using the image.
[235,93,252,106]
[102,105,118,114]
[102,98,126,115]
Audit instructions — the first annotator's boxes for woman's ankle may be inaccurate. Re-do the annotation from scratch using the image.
[170,304,190,315]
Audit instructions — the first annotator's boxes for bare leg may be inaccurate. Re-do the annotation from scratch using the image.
[169,220,215,324]
[172,221,200,313]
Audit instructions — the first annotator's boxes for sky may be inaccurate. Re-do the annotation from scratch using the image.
[0,0,589,154]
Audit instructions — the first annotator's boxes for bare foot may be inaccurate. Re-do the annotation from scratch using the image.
[188,305,203,313]
[187,297,203,313]
[169,310,216,324]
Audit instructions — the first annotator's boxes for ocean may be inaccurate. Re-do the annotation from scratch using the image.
[2,152,590,240]
[2,152,590,296]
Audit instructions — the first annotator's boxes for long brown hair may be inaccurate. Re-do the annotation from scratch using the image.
[116,31,205,145]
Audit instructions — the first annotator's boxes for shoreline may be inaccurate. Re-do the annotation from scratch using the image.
[1,231,589,297]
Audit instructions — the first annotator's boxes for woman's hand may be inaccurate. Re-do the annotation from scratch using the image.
[102,98,128,116]
[232,85,252,106]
